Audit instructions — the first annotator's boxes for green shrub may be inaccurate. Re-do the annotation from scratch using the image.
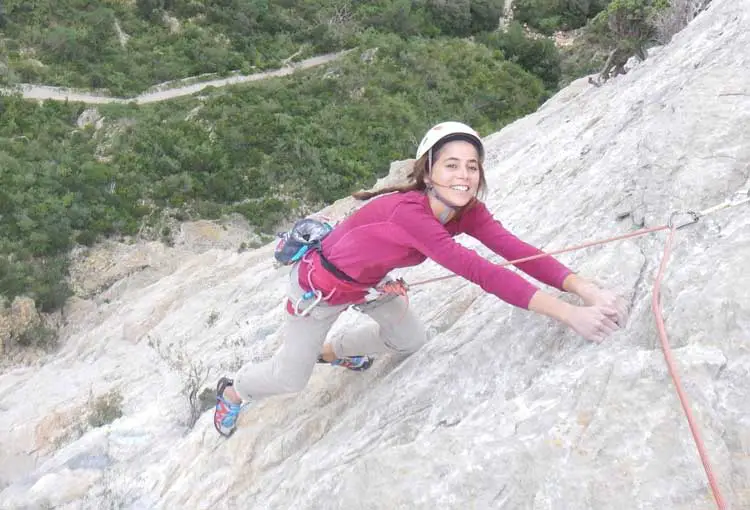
[76,230,98,246]
[596,0,670,45]
[477,22,562,91]
[197,387,215,415]
[15,324,58,350]
[0,253,72,313]
[556,0,671,85]
[87,390,124,428]
[513,0,611,34]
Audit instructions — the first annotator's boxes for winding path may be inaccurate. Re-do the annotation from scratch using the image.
[8,51,348,105]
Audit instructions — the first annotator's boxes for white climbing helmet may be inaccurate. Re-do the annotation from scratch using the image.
[415,121,484,162]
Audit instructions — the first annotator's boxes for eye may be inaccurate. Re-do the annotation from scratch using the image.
[446,163,458,169]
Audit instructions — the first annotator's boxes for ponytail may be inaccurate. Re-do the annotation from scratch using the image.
[352,157,429,201]
[352,182,421,201]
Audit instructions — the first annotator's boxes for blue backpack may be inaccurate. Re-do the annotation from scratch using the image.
[274,218,333,265]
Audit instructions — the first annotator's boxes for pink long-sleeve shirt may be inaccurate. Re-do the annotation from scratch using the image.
[299,190,572,308]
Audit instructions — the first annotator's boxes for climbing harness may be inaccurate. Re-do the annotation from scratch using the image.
[274,217,344,317]
[278,214,415,317]
[291,261,407,317]
[290,254,334,317]
[374,278,409,297]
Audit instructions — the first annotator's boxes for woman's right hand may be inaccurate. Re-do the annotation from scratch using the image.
[564,304,620,343]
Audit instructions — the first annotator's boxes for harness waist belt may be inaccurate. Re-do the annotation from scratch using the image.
[318,250,357,283]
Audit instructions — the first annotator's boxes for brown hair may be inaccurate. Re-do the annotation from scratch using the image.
[352,144,488,211]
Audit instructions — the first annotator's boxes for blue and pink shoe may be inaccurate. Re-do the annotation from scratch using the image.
[214,377,243,437]
[317,355,373,371]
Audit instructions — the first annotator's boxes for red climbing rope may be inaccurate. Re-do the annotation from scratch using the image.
[408,224,671,289]
[653,227,727,509]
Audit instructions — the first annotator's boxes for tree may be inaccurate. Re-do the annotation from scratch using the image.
[600,0,669,57]
[478,22,562,91]
[470,0,506,33]
[606,0,657,40]
[513,0,611,34]
[427,0,472,37]
[136,0,173,21]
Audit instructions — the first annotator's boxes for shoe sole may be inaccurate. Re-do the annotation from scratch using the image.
[317,356,374,371]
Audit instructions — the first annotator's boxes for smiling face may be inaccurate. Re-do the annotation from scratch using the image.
[426,140,482,208]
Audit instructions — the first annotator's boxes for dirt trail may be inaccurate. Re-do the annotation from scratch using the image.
[10,51,348,105]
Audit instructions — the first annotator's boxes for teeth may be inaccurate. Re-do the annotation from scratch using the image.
[451,185,469,191]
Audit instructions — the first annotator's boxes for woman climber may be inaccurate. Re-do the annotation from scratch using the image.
[213,121,628,437]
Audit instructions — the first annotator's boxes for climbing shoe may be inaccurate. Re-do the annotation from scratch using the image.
[317,354,373,372]
[214,377,243,438]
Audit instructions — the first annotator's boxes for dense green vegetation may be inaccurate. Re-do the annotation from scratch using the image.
[1,0,506,95]
[512,0,668,37]
[1,0,680,314]
[478,22,561,91]
[514,0,611,34]
[108,37,547,209]
[1,35,548,311]
[516,0,673,85]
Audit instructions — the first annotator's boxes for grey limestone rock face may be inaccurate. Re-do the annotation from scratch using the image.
[1,1,749,508]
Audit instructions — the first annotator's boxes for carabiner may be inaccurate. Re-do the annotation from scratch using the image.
[293,289,323,317]
[668,210,701,230]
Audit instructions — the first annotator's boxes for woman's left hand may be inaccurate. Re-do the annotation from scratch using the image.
[579,285,629,327]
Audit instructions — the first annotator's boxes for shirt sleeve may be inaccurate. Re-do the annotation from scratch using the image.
[391,200,542,309]
[460,201,573,291]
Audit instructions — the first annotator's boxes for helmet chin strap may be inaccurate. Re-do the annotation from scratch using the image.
[427,187,457,224]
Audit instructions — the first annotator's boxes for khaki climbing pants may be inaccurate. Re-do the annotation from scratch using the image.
[234,262,428,401]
